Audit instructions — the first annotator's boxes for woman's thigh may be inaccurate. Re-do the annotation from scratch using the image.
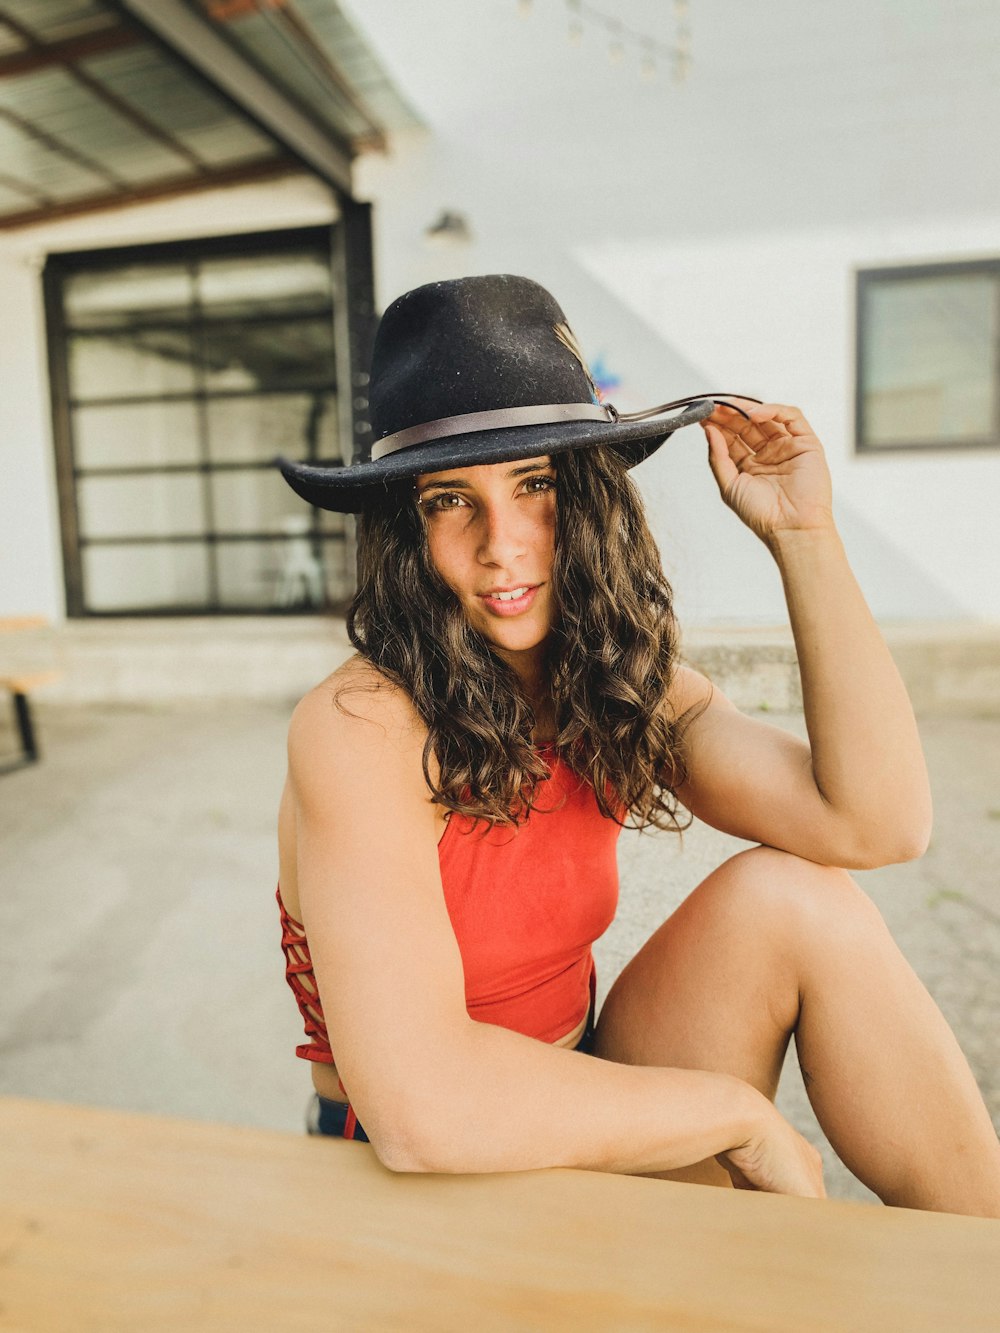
[592,844,864,1185]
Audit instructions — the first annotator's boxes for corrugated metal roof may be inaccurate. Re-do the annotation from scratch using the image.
[0,0,420,228]
[3,1,115,45]
[80,44,275,166]
[294,0,421,133]
[200,0,421,147]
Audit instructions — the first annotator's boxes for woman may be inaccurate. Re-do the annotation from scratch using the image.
[275,274,1000,1214]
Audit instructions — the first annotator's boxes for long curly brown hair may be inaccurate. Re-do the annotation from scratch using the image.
[344,444,711,833]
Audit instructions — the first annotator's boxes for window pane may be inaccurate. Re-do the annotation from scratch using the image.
[210,467,309,536]
[78,473,205,539]
[216,536,346,608]
[318,533,352,602]
[318,507,351,538]
[69,328,197,399]
[52,229,347,614]
[83,542,209,611]
[74,400,201,469]
[861,274,997,446]
[198,251,332,320]
[63,263,193,329]
[201,317,335,392]
[205,391,337,463]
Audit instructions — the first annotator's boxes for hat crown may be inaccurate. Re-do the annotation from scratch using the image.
[368,274,598,446]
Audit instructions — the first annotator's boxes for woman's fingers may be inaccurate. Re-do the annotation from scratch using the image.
[704,406,773,460]
[703,421,742,490]
[704,402,817,467]
[709,402,813,434]
[747,403,816,436]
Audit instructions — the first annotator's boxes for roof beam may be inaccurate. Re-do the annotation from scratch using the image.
[0,155,299,231]
[0,24,141,78]
[115,0,353,193]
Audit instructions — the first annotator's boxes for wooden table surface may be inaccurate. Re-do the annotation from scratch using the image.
[1,1096,997,1332]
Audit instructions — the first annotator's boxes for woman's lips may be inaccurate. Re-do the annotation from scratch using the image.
[478,585,540,617]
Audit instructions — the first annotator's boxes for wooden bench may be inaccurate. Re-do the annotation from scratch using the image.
[0,616,61,773]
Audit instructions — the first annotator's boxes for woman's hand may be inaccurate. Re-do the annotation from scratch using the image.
[701,401,836,547]
[716,1103,827,1199]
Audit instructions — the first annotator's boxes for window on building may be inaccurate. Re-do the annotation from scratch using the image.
[856,260,1000,454]
[45,227,353,615]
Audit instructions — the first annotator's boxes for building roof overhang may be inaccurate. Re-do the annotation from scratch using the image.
[0,0,420,230]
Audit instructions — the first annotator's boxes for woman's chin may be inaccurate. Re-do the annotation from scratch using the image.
[479,619,551,660]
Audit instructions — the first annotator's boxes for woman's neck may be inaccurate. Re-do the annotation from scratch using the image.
[495,643,555,743]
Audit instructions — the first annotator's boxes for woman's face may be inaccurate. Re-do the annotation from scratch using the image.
[415,454,557,671]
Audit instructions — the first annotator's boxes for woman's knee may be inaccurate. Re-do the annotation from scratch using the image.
[696,845,886,953]
[596,846,886,1060]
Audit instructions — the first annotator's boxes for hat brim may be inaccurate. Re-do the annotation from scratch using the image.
[277,399,715,514]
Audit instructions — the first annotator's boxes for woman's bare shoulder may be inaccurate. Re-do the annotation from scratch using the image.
[288,655,430,797]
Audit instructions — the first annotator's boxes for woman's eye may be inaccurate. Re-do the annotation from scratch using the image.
[421,492,466,512]
[524,476,557,495]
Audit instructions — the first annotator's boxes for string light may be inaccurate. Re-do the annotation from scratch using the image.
[608,21,624,65]
[566,0,583,44]
[552,0,694,80]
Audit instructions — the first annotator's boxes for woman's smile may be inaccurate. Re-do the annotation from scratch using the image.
[478,584,542,617]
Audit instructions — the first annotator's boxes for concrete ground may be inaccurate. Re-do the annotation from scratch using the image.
[1,698,997,1207]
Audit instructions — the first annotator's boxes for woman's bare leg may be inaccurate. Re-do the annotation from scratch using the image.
[593,844,1000,1216]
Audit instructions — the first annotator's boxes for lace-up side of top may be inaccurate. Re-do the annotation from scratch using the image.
[277,890,337,1065]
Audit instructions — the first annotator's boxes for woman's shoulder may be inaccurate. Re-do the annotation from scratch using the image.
[288,655,432,796]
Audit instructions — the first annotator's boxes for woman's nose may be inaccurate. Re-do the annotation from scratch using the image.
[477,502,527,567]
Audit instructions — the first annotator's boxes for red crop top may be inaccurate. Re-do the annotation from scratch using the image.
[277,748,623,1066]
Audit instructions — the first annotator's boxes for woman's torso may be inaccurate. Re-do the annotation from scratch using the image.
[276,671,618,1098]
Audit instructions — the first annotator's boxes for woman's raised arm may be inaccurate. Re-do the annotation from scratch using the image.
[699,402,932,864]
[288,665,823,1196]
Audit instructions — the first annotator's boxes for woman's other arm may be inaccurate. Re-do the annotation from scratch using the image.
[767,523,932,861]
[289,670,820,1192]
[637,402,930,873]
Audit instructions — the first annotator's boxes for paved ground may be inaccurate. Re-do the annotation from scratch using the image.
[1,700,997,1206]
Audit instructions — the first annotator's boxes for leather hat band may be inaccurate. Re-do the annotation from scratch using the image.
[369,393,762,463]
[370,402,615,461]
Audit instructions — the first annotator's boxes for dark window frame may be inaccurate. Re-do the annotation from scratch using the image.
[43,223,369,617]
[855,258,1000,456]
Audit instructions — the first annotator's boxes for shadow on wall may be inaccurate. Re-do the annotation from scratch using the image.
[830,503,970,621]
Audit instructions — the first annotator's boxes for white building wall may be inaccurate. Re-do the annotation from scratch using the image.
[0,173,337,621]
[0,251,64,620]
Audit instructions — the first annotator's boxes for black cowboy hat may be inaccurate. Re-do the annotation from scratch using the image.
[276,273,756,513]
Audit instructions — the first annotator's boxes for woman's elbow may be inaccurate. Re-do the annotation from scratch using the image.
[897,825,932,863]
[369,1124,464,1175]
[856,823,932,869]
[369,1130,428,1173]
[362,1097,467,1175]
